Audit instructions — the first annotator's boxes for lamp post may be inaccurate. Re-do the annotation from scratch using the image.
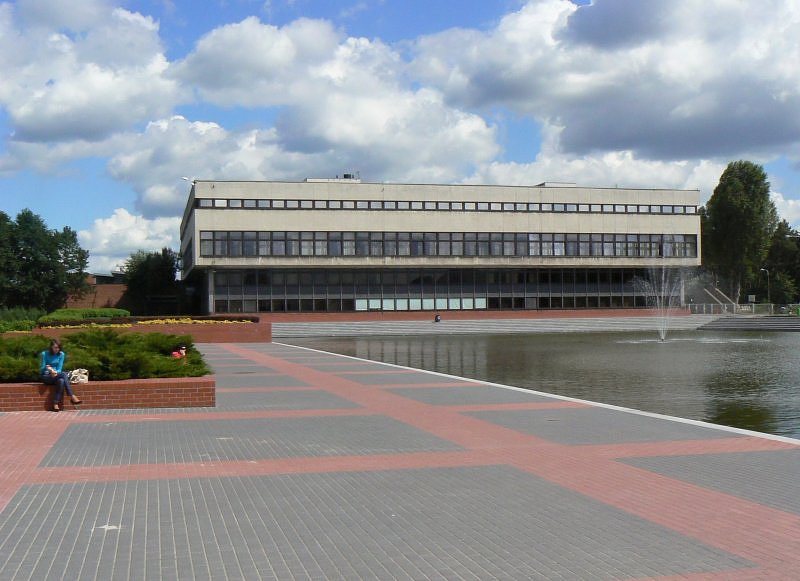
[760,268,770,312]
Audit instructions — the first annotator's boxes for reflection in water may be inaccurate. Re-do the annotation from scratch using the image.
[288,331,800,439]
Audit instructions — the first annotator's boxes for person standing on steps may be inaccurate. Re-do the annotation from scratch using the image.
[40,338,81,412]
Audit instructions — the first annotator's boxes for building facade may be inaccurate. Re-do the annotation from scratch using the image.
[180,178,701,314]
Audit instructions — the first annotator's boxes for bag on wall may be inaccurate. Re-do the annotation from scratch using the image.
[68,368,89,384]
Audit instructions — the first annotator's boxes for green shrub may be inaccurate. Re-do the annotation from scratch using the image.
[0,320,37,332]
[0,307,46,323]
[0,330,209,382]
[38,308,130,324]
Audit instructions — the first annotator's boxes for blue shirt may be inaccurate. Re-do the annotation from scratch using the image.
[40,350,65,375]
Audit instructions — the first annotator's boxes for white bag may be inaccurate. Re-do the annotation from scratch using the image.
[68,368,89,383]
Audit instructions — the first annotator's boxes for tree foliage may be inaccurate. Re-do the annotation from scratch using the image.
[703,161,778,302]
[121,248,181,315]
[0,209,89,311]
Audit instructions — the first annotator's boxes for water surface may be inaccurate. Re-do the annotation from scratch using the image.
[287,331,800,439]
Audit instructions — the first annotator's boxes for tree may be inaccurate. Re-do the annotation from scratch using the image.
[2,210,89,311]
[121,248,181,315]
[703,161,778,303]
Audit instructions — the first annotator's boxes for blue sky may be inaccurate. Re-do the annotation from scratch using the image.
[1,0,800,272]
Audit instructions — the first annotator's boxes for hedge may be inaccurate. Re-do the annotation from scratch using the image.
[0,329,210,382]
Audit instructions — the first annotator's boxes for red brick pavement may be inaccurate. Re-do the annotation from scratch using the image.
[1,341,798,580]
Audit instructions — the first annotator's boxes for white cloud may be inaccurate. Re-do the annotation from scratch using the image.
[411,0,800,160]
[0,4,180,143]
[772,191,800,227]
[78,208,180,273]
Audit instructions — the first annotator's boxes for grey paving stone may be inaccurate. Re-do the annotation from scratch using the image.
[341,371,474,386]
[0,467,752,580]
[40,416,462,467]
[467,407,743,445]
[389,385,555,406]
[213,373,311,389]
[623,449,800,515]
[214,389,360,411]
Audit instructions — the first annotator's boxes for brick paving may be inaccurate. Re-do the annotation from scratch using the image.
[1,342,799,580]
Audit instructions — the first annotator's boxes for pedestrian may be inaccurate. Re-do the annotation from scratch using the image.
[40,338,81,412]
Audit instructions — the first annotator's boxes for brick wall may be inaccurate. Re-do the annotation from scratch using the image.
[0,376,215,412]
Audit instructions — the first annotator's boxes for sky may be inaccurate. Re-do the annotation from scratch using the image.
[3,0,800,273]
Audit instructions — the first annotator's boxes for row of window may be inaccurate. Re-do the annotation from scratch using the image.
[208,267,680,313]
[200,231,698,259]
[196,197,697,215]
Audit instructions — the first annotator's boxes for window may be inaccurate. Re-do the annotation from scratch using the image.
[228,199,242,208]
[286,200,299,209]
[424,201,436,210]
[243,232,257,256]
[257,199,270,208]
[541,203,553,212]
[437,202,449,210]
[200,231,213,256]
[198,199,213,208]
[314,200,326,209]
[329,200,342,209]
[243,199,256,208]
[397,201,410,210]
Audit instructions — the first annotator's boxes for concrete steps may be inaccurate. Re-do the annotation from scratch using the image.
[273,314,720,338]
[699,316,800,332]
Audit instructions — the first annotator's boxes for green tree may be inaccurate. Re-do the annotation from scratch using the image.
[121,248,181,315]
[5,210,89,311]
[703,161,778,302]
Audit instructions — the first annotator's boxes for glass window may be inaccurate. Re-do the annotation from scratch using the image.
[198,199,213,208]
[626,205,638,213]
[437,202,449,210]
[286,200,299,209]
[214,199,227,208]
[368,201,381,209]
[243,199,256,208]
[200,231,213,256]
[662,205,674,214]
[464,202,476,211]
[384,201,397,210]
[490,203,502,211]
[541,203,552,212]
[410,201,423,210]
[257,199,270,208]
[272,232,286,256]
[477,202,489,211]
[300,200,313,209]
[566,204,577,212]
[528,233,540,256]
[515,203,527,211]
[214,232,228,256]
[313,200,326,209]
[424,201,436,210]
[356,201,369,209]
[273,200,285,209]
[554,203,565,212]
[528,203,540,212]
[602,204,613,212]
[451,202,463,211]
[674,205,685,214]
[591,234,603,256]
[578,204,589,212]
[328,200,342,209]
[590,204,601,212]
[243,232,257,256]
[503,203,515,211]
[638,205,649,213]
[553,234,565,256]
[650,205,661,213]
[286,232,300,255]
[614,204,625,213]
[397,201,410,210]
[342,200,355,209]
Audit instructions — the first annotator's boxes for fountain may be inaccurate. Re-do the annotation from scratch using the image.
[635,265,685,341]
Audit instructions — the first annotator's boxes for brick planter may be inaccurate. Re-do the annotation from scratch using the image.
[0,376,215,412]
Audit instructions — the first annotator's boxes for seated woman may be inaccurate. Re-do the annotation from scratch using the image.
[40,338,81,412]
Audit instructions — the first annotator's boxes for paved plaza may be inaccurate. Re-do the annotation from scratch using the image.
[1,341,799,579]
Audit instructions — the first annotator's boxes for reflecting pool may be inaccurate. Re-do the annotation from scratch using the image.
[287,331,800,439]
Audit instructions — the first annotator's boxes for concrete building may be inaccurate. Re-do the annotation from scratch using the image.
[179,177,701,314]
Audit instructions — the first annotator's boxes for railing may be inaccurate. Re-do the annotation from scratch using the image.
[689,303,782,316]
